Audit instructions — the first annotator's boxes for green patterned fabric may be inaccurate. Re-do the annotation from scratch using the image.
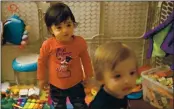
[152,23,172,57]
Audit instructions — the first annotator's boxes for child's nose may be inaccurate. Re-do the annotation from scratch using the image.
[124,77,133,84]
[124,78,136,85]
[62,27,68,33]
[124,79,129,84]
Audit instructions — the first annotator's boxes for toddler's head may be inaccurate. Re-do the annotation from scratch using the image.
[45,2,77,41]
[93,42,138,98]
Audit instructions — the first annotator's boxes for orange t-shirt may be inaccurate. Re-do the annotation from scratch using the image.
[37,36,93,89]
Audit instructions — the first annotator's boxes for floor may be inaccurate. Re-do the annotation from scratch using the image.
[130,99,157,109]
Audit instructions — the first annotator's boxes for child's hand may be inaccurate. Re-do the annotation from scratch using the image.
[38,80,48,90]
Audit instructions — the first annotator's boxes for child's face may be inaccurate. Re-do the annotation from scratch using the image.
[50,18,75,42]
[103,56,138,99]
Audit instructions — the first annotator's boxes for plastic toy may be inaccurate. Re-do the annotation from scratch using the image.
[1,84,52,109]
[15,98,27,107]
[127,90,143,100]
[43,103,50,109]
[12,103,23,109]
[83,78,100,105]
[2,3,29,49]
[127,65,151,100]
[19,89,28,98]
[85,87,99,105]
[13,98,41,109]
[12,54,39,85]
[9,85,40,99]
[127,76,143,100]
[28,87,40,99]
[85,95,94,105]
[146,70,173,90]
[12,88,20,98]
[132,85,142,93]
[127,85,143,100]
[1,97,16,109]
[23,99,45,109]
[8,98,16,104]
[141,66,173,108]
[12,54,38,73]
[20,25,30,47]
[1,82,11,98]
[39,88,49,103]
[9,85,22,99]
[1,82,10,92]
[91,88,97,96]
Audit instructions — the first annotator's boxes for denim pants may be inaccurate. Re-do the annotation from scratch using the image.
[50,82,88,109]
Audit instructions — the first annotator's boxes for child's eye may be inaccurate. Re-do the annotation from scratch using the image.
[114,74,121,79]
[56,26,61,29]
[58,27,61,29]
[67,24,71,27]
[130,71,135,75]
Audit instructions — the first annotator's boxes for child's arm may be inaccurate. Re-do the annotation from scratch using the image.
[37,41,50,89]
[80,41,93,81]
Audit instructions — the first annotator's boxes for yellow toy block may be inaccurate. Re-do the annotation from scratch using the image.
[39,90,49,101]
[28,103,35,108]
[33,103,39,108]
[23,102,30,109]
[31,99,36,103]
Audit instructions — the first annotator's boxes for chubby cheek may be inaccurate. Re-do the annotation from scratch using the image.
[53,31,61,38]
[71,30,74,35]
[134,74,139,83]
[68,29,73,33]
[107,79,120,91]
[130,76,138,87]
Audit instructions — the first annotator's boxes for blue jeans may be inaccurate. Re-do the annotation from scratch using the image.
[50,82,88,109]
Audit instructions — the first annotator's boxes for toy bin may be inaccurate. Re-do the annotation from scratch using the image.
[141,66,173,109]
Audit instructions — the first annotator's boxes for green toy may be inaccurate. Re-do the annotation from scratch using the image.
[136,76,143,85]
[1,98,15,109]
[43,103,51,109]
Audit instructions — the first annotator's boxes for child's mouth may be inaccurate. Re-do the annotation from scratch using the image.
[64,34,69,36]
[122,87,132,91]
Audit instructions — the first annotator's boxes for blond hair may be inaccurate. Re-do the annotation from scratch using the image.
[93,42,137,81]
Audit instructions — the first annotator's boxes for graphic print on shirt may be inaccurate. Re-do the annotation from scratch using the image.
[56,48,72,78]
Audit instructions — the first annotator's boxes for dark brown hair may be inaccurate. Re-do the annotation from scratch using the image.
[45,2,77,29]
